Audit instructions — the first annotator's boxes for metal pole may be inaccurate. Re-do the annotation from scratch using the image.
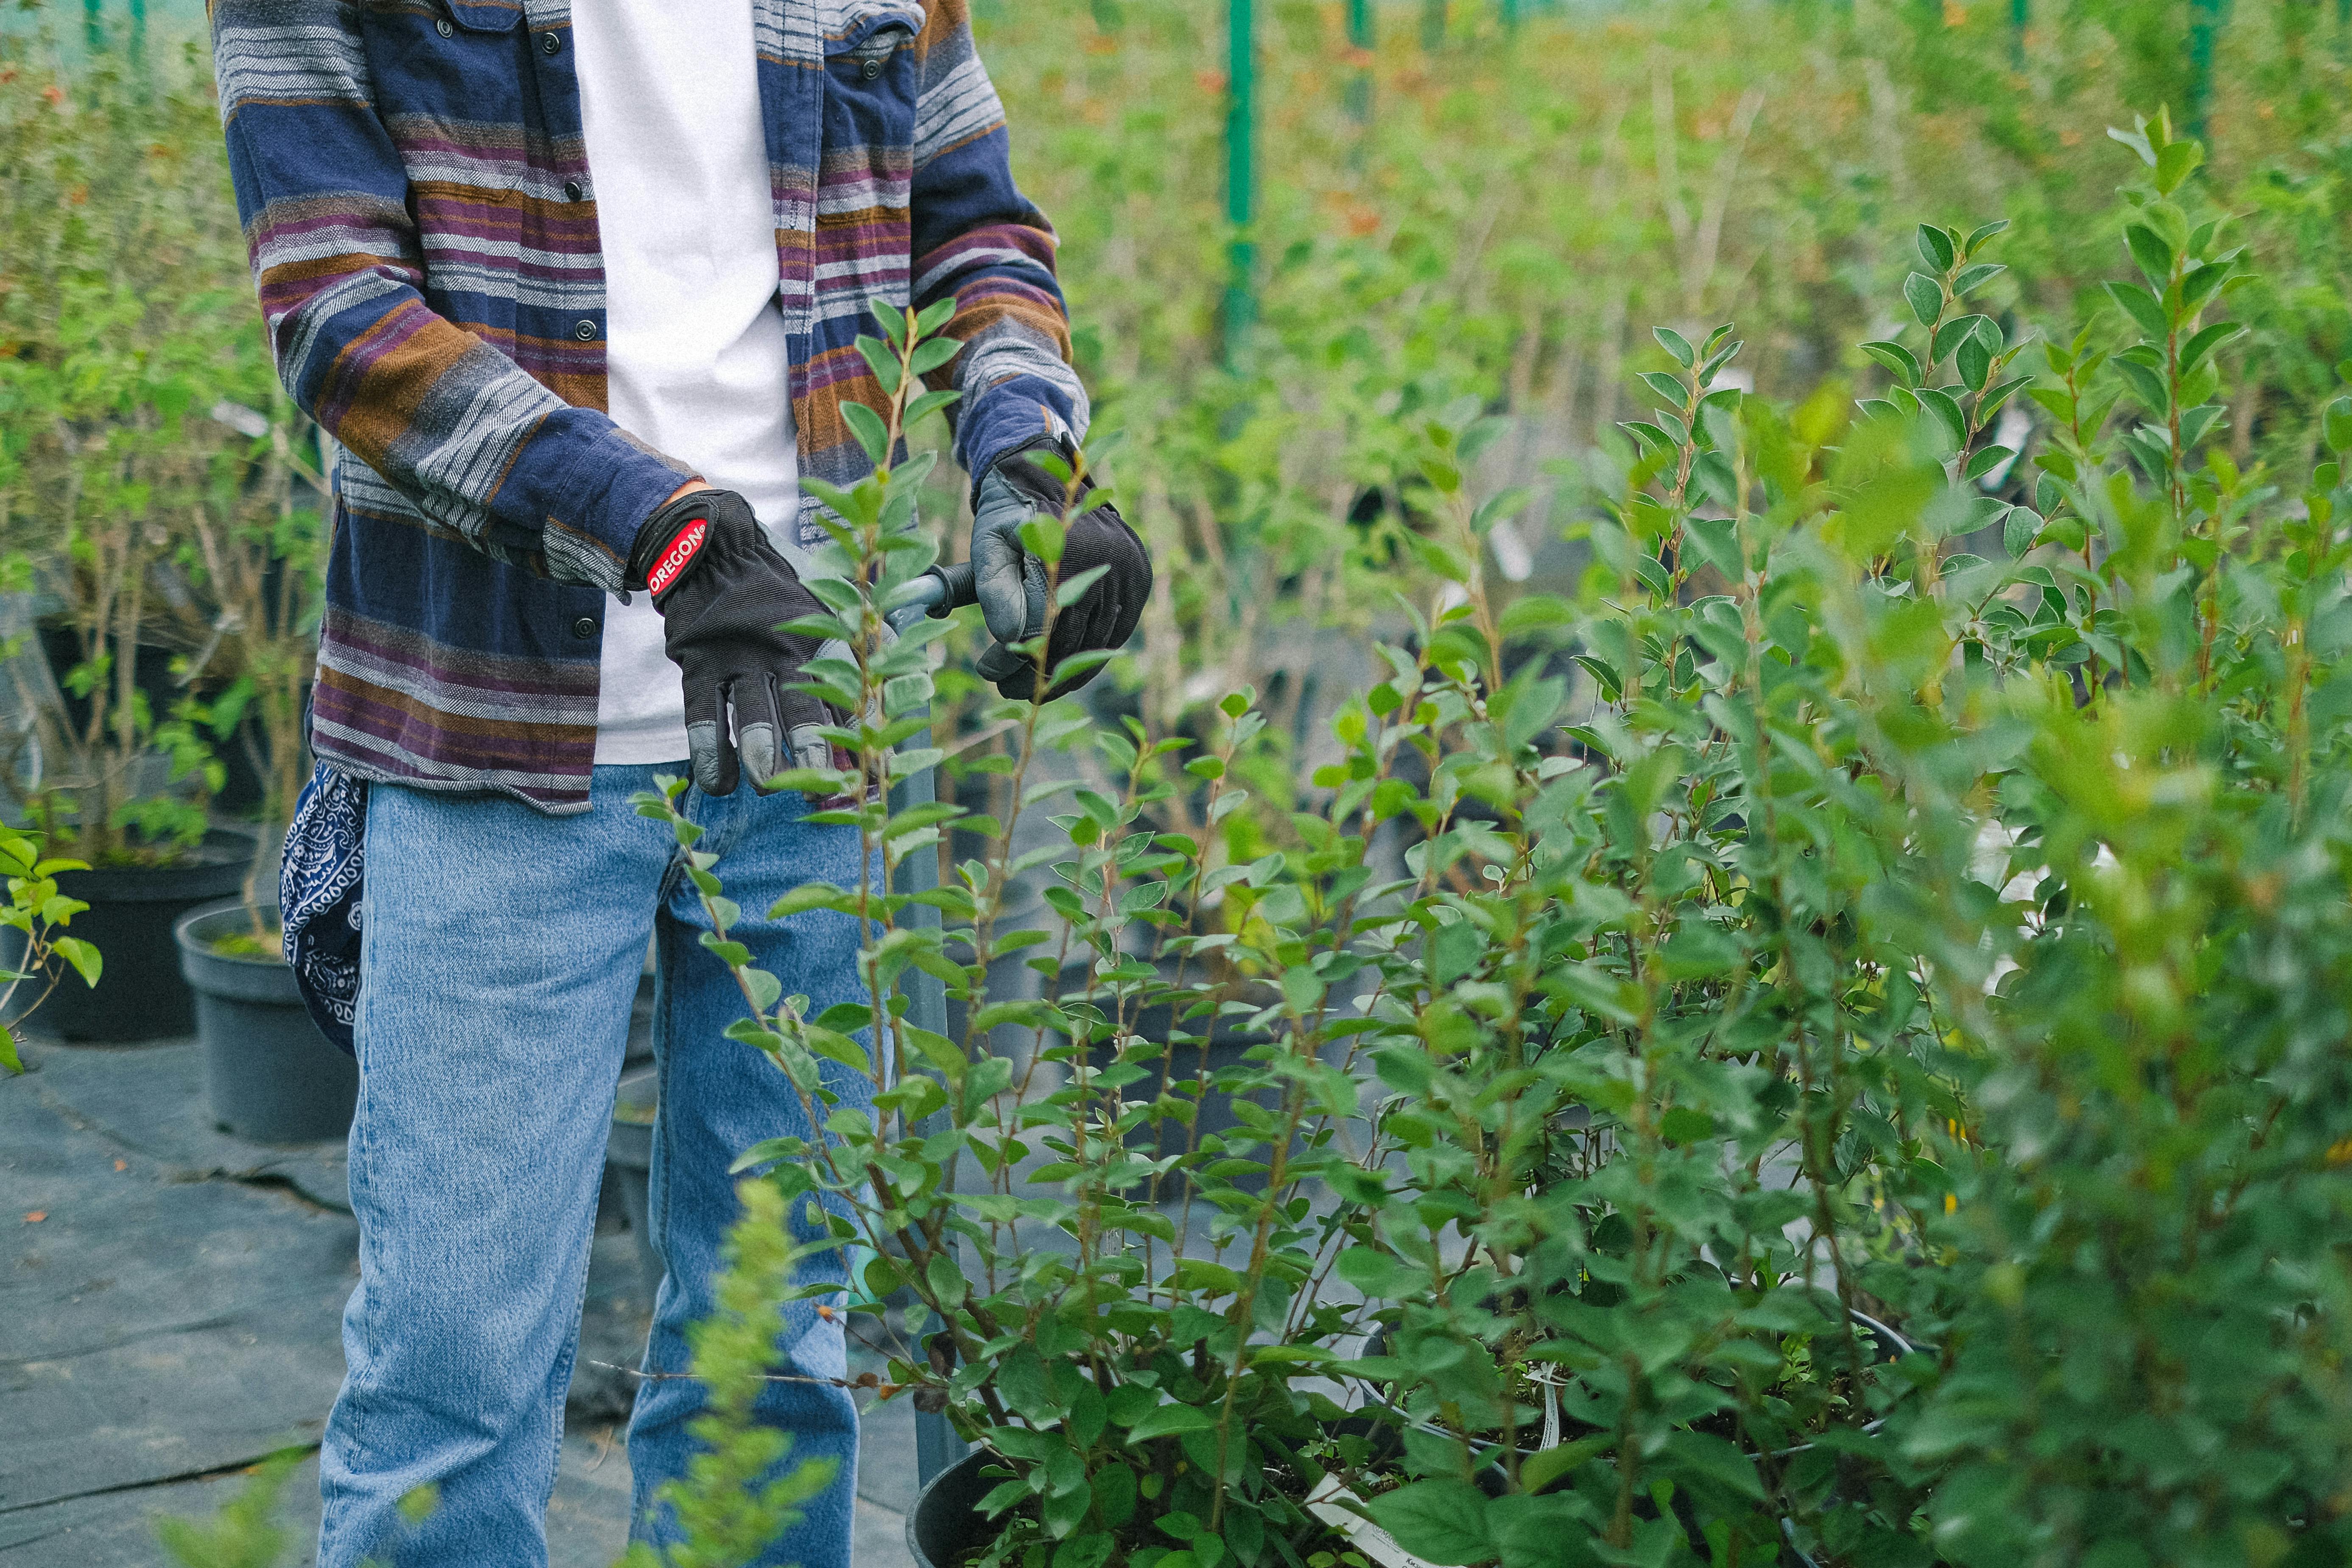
[1421,0,1446,50]
[83,0,103,53]
[1221,0,1256,368]
[2187,0,2219,143]
[886,579,970,1490]
[1344,0,1372,129]
[1499,0,1519,31]
[2008,0,2026,67]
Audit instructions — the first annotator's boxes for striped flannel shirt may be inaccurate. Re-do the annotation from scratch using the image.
[212,0,1087,812]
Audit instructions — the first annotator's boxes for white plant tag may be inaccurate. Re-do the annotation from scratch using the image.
[1302,1476,1445,1568]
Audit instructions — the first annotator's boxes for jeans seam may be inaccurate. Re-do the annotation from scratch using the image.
[541,1179,601,1515]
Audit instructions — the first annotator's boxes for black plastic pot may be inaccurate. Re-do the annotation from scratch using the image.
[9,829,255,1043]
[176,898,356,1143]
[906,1448,996,1568]
[606,1068,663,1303]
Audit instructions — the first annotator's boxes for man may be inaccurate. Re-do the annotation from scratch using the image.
[209,0,1149,1560]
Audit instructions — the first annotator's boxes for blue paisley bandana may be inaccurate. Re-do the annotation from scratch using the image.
[280,761,366,1056]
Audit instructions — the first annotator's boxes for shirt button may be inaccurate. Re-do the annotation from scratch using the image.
[539,29,562,53]
[571,616,597,640]
[860,56,883,79]
[434,16,453,35]
[572,319,596,341]
[563,179,584,201]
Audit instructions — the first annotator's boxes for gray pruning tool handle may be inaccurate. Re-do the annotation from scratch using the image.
[885,562,978,635]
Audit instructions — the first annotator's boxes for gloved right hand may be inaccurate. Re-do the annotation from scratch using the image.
[628,486,836,798]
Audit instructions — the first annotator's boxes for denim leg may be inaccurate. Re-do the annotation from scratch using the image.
[627,785,874,1568]
[318,767,675,1568]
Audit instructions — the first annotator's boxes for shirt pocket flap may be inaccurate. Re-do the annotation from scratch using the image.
[825,4,923,58]
[444,0,524,33]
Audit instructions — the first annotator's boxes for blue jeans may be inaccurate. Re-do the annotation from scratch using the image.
[318,764,870,1568]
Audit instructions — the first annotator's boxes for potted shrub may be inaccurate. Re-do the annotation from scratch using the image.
[635,306,1412,1568]
[0,38,271,1041]
[1862,121,2352,1566]
[172,394,349,1142]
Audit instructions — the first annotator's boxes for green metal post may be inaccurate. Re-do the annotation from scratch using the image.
[1421,0,1446,50]
[1499,0,1520,30]
[129,0,147,84]
[2008,0,2026,67]
[1222,0,1255,368]
[2188,0,2220,143]
[1345,0,1373,127]
[84,0,103,53]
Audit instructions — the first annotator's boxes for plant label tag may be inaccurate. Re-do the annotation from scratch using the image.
[1301,1478,1443,1568]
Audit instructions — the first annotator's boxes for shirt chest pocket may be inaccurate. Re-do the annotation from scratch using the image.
[361,0,531,208]
[820,6,923,185]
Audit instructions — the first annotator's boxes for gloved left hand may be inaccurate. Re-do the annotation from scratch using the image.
[629,486,840,797]
[968,441,1152,700]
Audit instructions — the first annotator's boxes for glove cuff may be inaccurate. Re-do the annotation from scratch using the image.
[627,490,726,600]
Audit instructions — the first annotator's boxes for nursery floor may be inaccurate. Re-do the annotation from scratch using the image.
[0,1035,920,1568]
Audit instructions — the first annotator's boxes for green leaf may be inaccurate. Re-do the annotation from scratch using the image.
[909,336,962,377]
[1917,223,1956,272]
[1658,1106,1717,1146]
[769,883,850,917]
[870,298,908,347]
[2324,397,2352,456]
[1637,370,1689,408]
[1055,564,1111,608]
[2154,138,2204,194]
[856,335,903,395]
[1902,272,1943,329]
[1365,1479,1493,1566]
[1963,444,2013,482]
[1517,1434,1611,1495]
[1020,515,1066,566]
[1916,387,1969,451]
[1963,218,2011,254]
[1651,326,1695,367]
[903,389,962,428]
[914,296,959,335]
[2105,282,2169,341]
[53,936,100,989]
[1860,341,1922,387]
[1952,261,2007,298]
[841,400,892,467]
[1124,1403,1215,1443]
[1930,315,1991,368]
[2124,224,2174,287]
[0,1024,17,1074]
[1664,1430,1765,1501]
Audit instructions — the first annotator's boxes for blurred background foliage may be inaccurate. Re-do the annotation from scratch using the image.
[1,0,2349,844]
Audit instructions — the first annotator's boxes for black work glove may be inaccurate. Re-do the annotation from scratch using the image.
[629,487,837,798]
[969,442,1151,701]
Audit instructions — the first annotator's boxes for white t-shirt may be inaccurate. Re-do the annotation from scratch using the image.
[572,0,800,765]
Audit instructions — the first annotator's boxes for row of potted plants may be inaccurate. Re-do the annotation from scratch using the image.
[1,36,362,1141]
[96,116,2352,1567]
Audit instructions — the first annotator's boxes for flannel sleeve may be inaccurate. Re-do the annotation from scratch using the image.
[906,0,1090,492]
[210,0,689,591]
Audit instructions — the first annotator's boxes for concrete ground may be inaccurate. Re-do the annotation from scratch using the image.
[0,1036,920,1568]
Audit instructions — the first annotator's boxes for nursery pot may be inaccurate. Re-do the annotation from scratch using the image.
[906,1448,996,1568]
[606,1068,664,1303]
[176,898,357,1143]
[10,829,255,1043]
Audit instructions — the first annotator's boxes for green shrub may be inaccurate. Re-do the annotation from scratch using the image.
[0,20,310,865]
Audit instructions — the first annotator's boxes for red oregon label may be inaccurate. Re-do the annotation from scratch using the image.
[648,518,708,596]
